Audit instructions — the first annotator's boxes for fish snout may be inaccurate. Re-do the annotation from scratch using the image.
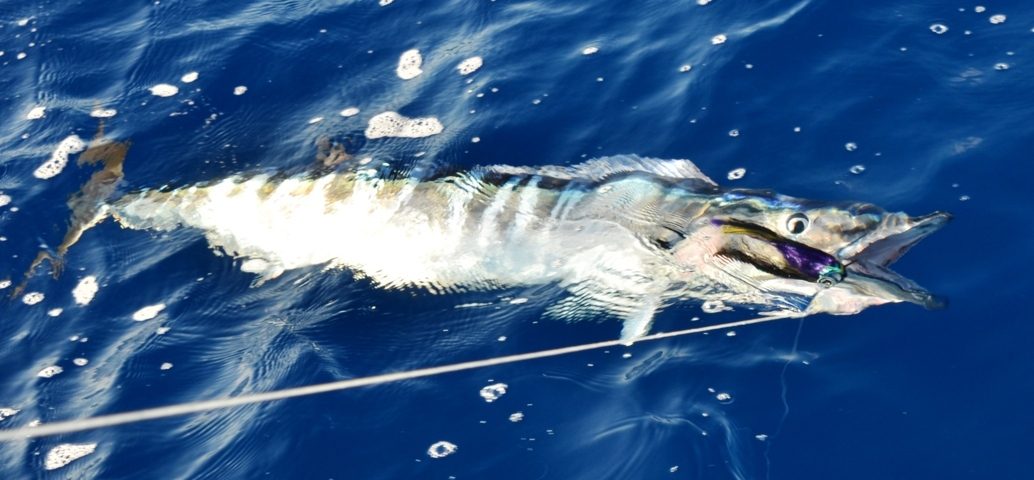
[838,210,951,266]
[908,211,952,232]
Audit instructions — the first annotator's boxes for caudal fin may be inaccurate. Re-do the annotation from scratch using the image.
[11,122,129,298]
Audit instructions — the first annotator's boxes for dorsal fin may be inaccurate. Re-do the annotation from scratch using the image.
[477,154,718,191]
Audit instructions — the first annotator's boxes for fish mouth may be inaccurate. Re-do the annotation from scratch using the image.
[839,260,946,310]
[837,211,951,310]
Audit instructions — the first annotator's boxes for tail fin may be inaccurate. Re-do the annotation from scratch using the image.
[11,122,129,298]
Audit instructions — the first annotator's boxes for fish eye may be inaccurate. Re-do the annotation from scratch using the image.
[785,213,809,235]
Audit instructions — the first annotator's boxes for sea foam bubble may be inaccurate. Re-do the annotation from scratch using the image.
[365,112,443,139]
[396,49,423,80]
[132,303,166,321]
[34,135,86,179]
[149,84,179,97]
[72,276,99,305]
[480,383,508,402]
[457,56,483,75]
[44,443,97,470]
[90,108,117,118]
[26,106,46,120]
[427,441,458,459]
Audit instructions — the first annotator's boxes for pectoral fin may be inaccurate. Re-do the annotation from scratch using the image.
[545,282,662,345]
[619,296,659,345]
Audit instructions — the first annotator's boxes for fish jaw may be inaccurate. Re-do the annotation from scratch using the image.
[836,211,952,266]
[806,260,946,315]
[808,211,951,314]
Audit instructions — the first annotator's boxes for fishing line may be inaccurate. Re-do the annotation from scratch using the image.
[765,317,804,480]
[0,312,793,442]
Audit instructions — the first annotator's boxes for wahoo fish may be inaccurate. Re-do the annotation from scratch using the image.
[23,136,949,342]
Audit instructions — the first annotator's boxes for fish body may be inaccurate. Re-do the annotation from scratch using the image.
[101,155,949,340]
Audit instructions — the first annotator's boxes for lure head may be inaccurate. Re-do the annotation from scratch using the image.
[668,189,950,315]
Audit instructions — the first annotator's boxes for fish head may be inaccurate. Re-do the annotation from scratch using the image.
[800,204,952,315]
[685,190,950,314]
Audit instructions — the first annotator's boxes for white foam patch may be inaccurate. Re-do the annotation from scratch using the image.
[160,362,173,370]
[26,106,46,120]
[396,49,423,80]
[308,116,324,124]
[455,302,492,308]
[73,276,99,305]
[379,0,393,5]
[47,308,63,317]
[44,443,97,470]
[156,326,171,334]
[0,408,18,421]
[711,34,727,45]
[701,299,728,313]
[180,71,199,83]
[339,107,360,117]
[581,46,599,55]
[727,168,746,180]
[0,280,12,290]
[17,18,30,26]
[365,111,443,139]
[90,108,117,118]
[34,135,86,180]
[930,23,948,34]
[22,292,45,305]
[989,14,1006,24]
[479,383,508,402]
[37,365,63,378]
[509,411,524,422]
[427,441,457,459]
[149,84,179,97]
[457,56,483,75]
[233,85,248,95]
[132,303,166,321]
[0,194,11,207]
[73,358,88,366]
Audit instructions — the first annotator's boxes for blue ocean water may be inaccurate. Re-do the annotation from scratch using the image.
[0,0,1031,478]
